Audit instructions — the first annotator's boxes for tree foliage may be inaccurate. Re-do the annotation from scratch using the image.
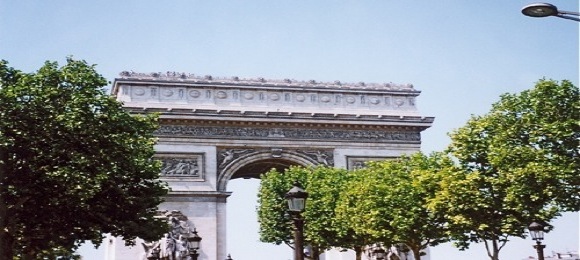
[431,79,579,260]
[258,153,455,260]
[336,152,455,260]
[257,166,367,259]
[0,59,169,258]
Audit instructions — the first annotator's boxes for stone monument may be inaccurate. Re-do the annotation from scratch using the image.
[105,72,434,260]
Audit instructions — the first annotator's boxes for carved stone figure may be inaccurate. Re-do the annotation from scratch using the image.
[142,241,160,260]
[301,150,333,166]
[161,158,199,176]
[155,125,422,143]
[219,149,251,168]
[159,233,175,259]
[143,211,196,260]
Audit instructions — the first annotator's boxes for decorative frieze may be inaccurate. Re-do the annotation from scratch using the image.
[216,148,335,171]
[114,73,424,119]
[156,125,421,143]
[124,85,414,109]
[157,154,204,179]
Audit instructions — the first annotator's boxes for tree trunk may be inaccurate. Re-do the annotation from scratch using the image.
[484,238,500,260]
[408,243,422,260]
[354,246,363,260]
[491,239,500,260]
[0,146,14,259]
[312,246,321,260]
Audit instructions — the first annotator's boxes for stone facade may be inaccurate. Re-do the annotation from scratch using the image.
[107,72,434,260]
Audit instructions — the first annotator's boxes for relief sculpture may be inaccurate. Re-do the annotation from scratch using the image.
[142,210,197,260]
[298,150,334,166]
[161,158,200,176]
[218,149,253,168]
[156,125,421,143]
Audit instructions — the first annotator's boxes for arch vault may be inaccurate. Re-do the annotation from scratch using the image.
[108,72,434,259]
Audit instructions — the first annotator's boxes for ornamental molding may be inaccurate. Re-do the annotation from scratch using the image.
[116,84,419,116]
[117,71,417,92]
[156,125,421,143]
[216,147,334,171]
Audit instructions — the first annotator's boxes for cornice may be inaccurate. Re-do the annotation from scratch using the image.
[114,72,433,131]
[113,71,418,94]
[124,107,434,130]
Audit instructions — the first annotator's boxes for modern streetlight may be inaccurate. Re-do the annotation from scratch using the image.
[285,181,308,260]
[186,228,202,260]
[528,222,546,260]
[522,3,580,22]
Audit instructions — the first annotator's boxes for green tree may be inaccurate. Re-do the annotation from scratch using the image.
[257,166,370,260]
[257,166,298,249]
[0,59,169,259]
[304,166,371,259]
[432,79,578,260]
[336,152,454,260]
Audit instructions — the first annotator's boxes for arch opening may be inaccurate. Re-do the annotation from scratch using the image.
[226,157,305,259]
[218,150,316,192]
[230,158,297,180]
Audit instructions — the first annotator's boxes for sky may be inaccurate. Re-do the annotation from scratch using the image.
[1,1,578,260]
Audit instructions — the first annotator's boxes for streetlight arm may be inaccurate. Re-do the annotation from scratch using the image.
[556,14,580,22]
[558,10,580,16]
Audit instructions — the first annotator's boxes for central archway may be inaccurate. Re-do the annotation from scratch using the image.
[226,178,293,259]
[224,156,314,259]
[218,149,317,192]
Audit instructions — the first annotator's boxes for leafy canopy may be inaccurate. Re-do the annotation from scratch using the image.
[432,79,578,260]
[336,152,455,260]
[0,58,169,258]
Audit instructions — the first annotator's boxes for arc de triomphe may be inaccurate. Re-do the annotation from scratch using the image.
[106,72,433,260]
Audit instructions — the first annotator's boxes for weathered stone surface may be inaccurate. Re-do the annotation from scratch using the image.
[110,73,434,260]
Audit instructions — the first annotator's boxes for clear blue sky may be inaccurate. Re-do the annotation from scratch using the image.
[1,1,578,260]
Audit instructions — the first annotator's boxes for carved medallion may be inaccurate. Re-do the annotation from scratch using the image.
[189,90,201,98]
[216,91,228,99]
[162,89,174,97]
[134,87,146,96]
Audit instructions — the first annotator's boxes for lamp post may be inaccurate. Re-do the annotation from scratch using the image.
[225,254,233,260]
[522,3,580,22]
[528,222,546,260]
[285,181,308,260]
[186,228,202,260]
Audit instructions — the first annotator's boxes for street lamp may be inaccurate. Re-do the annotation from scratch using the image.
[225,254,233,260]
[522,3,580,22]
[186,228,202,260]
[528,222,546,260]
[285,181,308,260]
